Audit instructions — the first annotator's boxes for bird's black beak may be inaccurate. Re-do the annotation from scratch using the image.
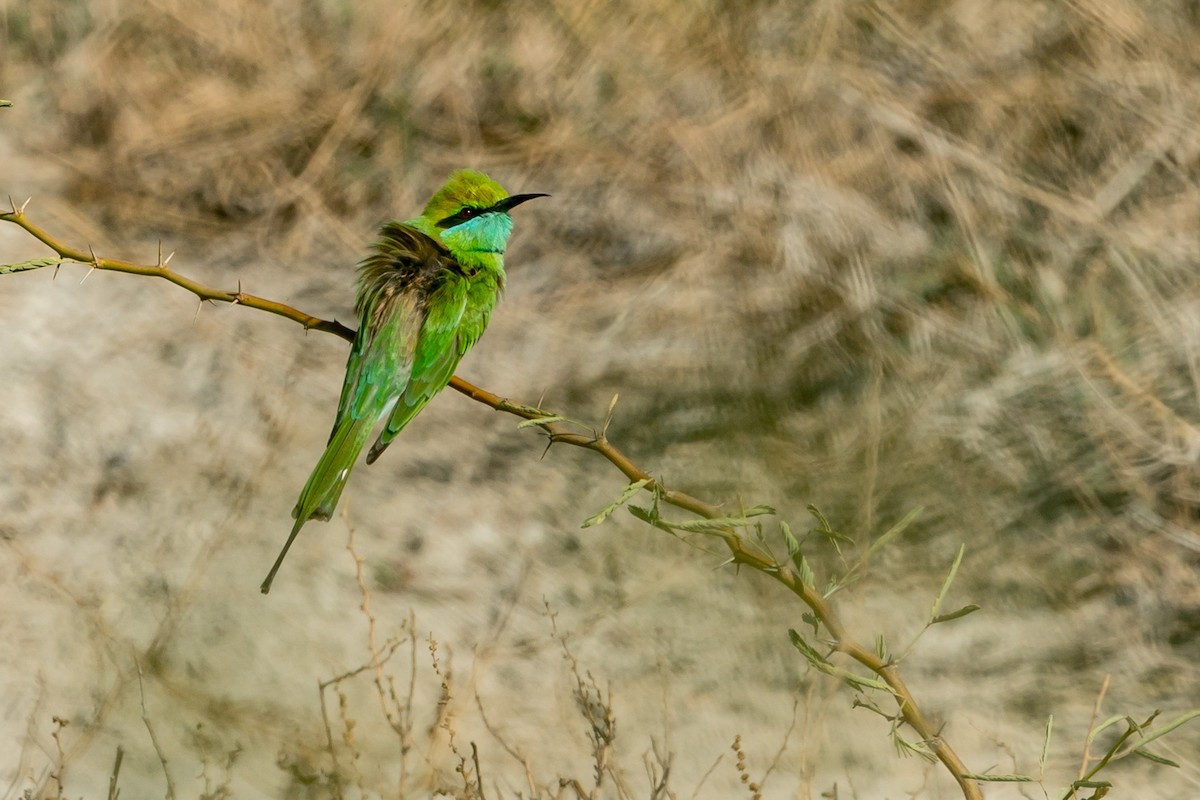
[493,193,549,213]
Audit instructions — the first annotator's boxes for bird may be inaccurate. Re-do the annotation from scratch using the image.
[260,169,546,593]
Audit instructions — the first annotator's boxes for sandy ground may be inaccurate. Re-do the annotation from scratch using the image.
[3,2,1200,798]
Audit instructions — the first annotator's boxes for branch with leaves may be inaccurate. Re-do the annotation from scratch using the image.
[0,199,981,798]
[9,202,1193,799]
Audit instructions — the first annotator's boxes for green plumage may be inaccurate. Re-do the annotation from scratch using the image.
[261,170,545,593]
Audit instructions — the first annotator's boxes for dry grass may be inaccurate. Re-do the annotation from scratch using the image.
[2,0,1200,797]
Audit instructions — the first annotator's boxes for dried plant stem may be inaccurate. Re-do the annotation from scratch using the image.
[135,660,177,800]
[0,208,983,800]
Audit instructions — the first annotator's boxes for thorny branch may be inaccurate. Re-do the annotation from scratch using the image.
[0,206,984,800]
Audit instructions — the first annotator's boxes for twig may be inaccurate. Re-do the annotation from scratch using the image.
[135,660,177,800]
[0,206,352,339]
[1079,675,1112,781]
[0,210,983,800]
[107,746,124,800]
[50,716,68,799]
[316,677,346,800]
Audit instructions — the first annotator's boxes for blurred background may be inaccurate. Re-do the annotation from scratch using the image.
[2,0,1199,797]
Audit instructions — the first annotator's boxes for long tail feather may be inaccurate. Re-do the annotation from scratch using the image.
[260,515,305,594]
[261,415,375,593]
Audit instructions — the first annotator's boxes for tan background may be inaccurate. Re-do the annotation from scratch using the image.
[2,1,1199,797]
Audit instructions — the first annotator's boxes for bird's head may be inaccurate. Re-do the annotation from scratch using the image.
[422,169,547,255]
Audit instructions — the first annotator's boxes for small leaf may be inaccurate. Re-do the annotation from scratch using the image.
[516,415,564,429]
[628,504,667,530]
[1040,714,1053,778]
[1132,748,1179,768]
[606,392,620,417]
[1071,780,1112,789]
[787,629,831,668]
[851,695,888,718]
[807,504,853,546]
[0,100,12,108]
[840,671,890,692]
[601,392,620,435]
[1086,714,1127,748]
[671,510,772,533]
[807,504,834,534]
[668,517,738,533]
[864,506,923,561]
[1129,708,1199,750]
[930,543,966,621]
[789,629,889,691]
[795,552,815,589]
[780,520,800,557]
[741,504,776,517]
[1,257,62,274]
[581,479,650,528]
[962,773,1034,783]
[891,732,936,762]
[931,604,981,625]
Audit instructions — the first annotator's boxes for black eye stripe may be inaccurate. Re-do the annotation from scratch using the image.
[436,205,489,228]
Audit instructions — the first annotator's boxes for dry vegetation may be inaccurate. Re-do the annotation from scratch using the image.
[2,0,1200,797]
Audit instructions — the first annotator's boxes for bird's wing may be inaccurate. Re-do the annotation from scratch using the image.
[364,263,471,465]
[329,223,449,438]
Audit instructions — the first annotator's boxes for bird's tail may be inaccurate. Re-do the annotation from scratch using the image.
[260,415,376,594]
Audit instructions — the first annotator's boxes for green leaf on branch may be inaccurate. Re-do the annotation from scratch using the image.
[1131,708,1199,751]
[780,520,800,556]
[962,773,1034,782]
[781,520,815,586]
[841,670,890,692]
[1040,714,1053,779]
[864,506,923,561]
[1132,748,1179,768]
[628,504,669,532]
[842,506,924,586]
[516,415,565,429]
[891,730,935,762]
[788,629,890,692]
[642,505,776,535]
[806,504,853,548]
[795,551,815,588]
[787,628,830,667]
[1,257,63,274]
[0,100,12,108]
[930,542,966,621]
[931,604,981,625]
[582,479,650,528]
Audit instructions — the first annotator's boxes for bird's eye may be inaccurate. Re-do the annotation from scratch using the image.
[436,206,484,228]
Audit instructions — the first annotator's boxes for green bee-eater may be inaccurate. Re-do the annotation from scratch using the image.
[260,169,546,593]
